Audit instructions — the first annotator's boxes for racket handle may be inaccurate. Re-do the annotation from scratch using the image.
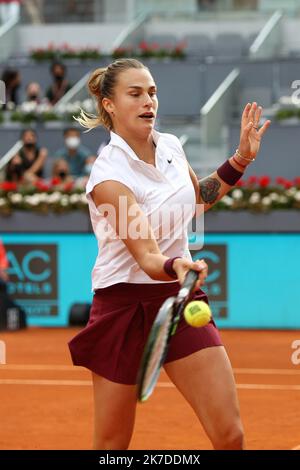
[178,269,199,299]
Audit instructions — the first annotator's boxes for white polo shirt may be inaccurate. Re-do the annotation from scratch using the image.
[86,129,196,291]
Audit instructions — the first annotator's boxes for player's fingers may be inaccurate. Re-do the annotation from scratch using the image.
[199,270,207,283]
[248,102,257,124]
[258,119,271,137]
[193,258,208,271]
[241,102,251,122]
[254,105,262,128]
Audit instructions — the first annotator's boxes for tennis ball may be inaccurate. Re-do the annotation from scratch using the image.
[184,300,212,328]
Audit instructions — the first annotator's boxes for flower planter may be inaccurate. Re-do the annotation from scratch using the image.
[205,210,300,233]
[0,211,91,233]
[1,210,299,234]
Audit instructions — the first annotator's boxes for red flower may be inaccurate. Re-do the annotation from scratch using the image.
[258,175,270,188]
[247,176,258,185]
[177,40,187,49]
[284,180,293,189]
[64,182,74,192]
[34,180,49,192]
[275,177,286,186]
[294,177,300,186]
[51,177,61,186]
[0,181,17,191]
[236,179,245,187]
[139,41,149,51]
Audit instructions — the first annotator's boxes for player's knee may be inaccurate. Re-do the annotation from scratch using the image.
[213,422,244,450]
[225,425,244,450]
[93,434,130,450]
[93,427,132,450]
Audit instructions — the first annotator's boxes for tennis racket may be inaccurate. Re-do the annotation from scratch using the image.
[137,269,199,402]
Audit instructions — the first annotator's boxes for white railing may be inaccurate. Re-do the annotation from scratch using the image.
[0,140,22,172]
[112,12,148,50]
[249,10,283,59]
[0,17,18,63]
[179,134,189,147]
[200,68,240,147]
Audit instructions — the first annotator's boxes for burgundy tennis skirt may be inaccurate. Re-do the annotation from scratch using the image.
[68,282,222,385]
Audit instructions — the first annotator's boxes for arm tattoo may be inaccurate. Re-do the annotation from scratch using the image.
[199,177,221,204]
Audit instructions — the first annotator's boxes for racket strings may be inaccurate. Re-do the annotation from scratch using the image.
[141,312,172,399]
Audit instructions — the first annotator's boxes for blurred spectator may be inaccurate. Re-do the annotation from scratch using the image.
[0,239,9,293]
[84,155,96,176]
[54,128,95,177]
[197,0,216,10]
[46,62,72,105]
[25,82,42,104]
[5,129,48,183]
[0,0,21,24]
[233,0,257,9]
[1,68,21,107]
[73,155,96,190]
[51,158,73,187]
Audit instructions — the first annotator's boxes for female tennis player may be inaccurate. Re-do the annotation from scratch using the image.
[68,58,270,450]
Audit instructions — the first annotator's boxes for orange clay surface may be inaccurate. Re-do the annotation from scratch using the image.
[0,327,300,450]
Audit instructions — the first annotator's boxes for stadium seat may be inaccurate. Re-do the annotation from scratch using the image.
[183,33,213,59]
[214,33,246,59]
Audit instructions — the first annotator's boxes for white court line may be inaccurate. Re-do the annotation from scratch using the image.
[1,365,300,375]
[0,364,84,371]
[1,379,300,391]
[0,379,91,386]
[234,368,300,376]
[236,384,300,391]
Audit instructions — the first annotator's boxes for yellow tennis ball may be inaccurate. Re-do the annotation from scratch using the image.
[184,300,212,328]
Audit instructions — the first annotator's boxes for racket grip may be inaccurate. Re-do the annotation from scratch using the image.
[178,269,199,298]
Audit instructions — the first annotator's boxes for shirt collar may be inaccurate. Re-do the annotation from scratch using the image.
[109,129,162,162]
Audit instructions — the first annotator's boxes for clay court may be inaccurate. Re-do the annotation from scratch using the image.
[0,327,299,450]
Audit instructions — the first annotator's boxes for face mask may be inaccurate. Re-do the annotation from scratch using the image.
[58,170,67,179]
[24,142,35,150]
[84,163,94,175]
[65,136,80,149]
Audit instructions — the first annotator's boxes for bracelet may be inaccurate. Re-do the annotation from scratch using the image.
[163,257,181,279]
[216,160,243,186]
[235,148,256,163]
[232,155,247,169]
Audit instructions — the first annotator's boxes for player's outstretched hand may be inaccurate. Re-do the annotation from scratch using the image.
[238,102,271,160]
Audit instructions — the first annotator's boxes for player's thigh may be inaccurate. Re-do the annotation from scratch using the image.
[163,346,242,443]
[92,373,137,440]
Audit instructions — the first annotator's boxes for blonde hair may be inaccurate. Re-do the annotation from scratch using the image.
[75,58,148,131]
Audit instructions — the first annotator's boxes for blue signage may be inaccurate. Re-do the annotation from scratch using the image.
[2,233,300,329]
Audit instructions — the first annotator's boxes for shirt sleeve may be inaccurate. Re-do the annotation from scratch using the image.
[86,148,138,199]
